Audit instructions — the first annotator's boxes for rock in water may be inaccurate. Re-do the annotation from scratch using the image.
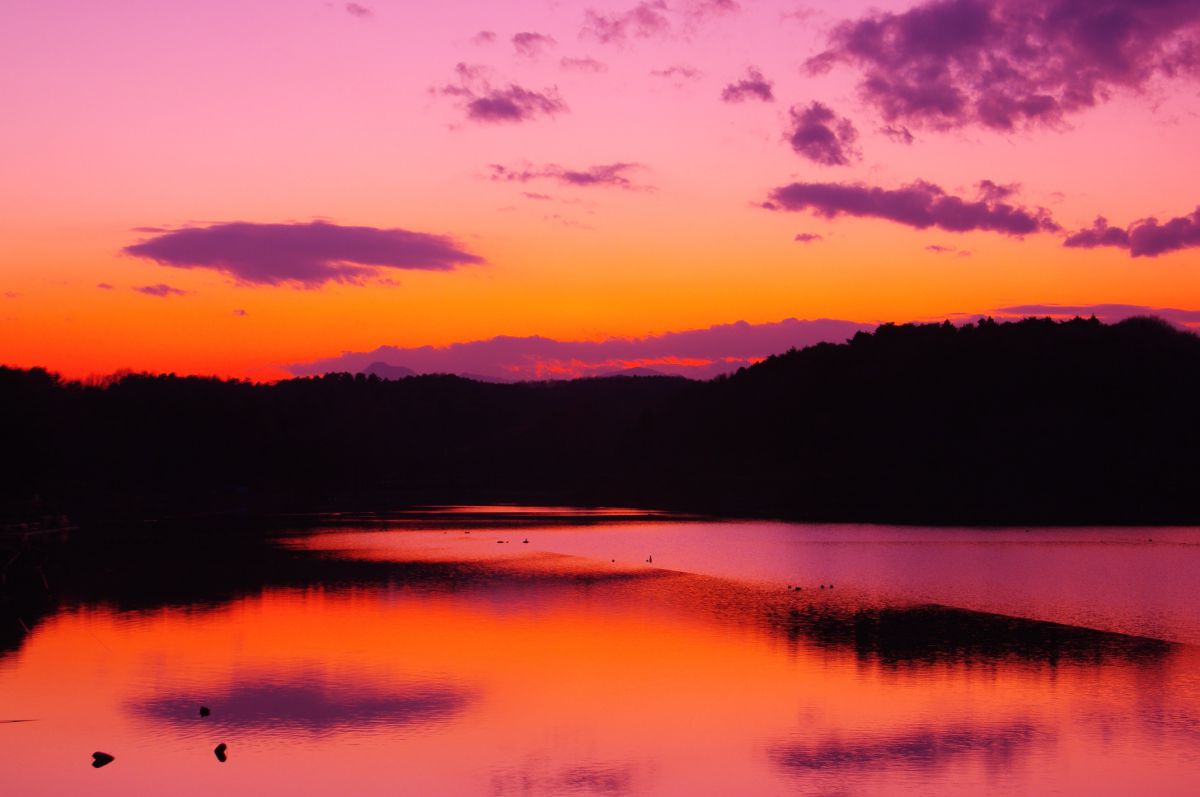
[92,752,115,768]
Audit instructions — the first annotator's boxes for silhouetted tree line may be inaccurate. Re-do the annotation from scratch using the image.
[3,316,1199,524]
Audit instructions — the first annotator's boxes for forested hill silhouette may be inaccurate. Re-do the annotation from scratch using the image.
[3,316,1199,524]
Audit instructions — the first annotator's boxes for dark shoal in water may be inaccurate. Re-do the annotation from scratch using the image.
[0,516,1173,669]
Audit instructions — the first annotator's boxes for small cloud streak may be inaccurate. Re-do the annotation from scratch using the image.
[786,102,860,165]
[472,31,497,45]
[794,233,823,243]
[513,32,556,58]
[123,221,484,287]
[96,282,115,290]
[1064,208,1200,257]
[344,3,372,18]
[720,67,774,103]
[881,125,915,144]
[288,318,874,381]
[560,56,608,73]
[489,162,645,190]
[134,283,187,298]
[764,179,1059,236]
[650,65,702,82]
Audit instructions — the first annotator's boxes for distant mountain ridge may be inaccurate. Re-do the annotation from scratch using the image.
[3,315,1198,524]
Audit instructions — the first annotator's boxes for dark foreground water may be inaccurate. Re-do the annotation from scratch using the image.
[3,507,1200,795]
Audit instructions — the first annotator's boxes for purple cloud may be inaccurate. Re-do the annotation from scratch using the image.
[994,303,1200,329]
[123,221,484,287]
[560,56,608,73]
[582,1,671,44]
[1064,208,1200,257]
[521,191,553,201]
[926,244,955,253]
[466,87,565,123]
[490,162,644,190]
[439,63,567,124]
[720,67,775,103]
[288,318,873,381]
[96,282,115,290]
[344,3,372,18]
[810,0,1200,131]
[232,308,248,317]
[472,31,497,45]
[135,284,187,298]
[764,179,1060,236]
[794,233,824,243]
[786,102,860,166]
[513,32,556,58]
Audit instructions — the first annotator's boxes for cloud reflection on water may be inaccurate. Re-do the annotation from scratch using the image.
[130,676,471,734]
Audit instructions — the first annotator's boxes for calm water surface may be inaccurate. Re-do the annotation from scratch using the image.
[3,507,1199,795]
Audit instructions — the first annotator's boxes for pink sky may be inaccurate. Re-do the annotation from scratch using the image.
[1,0,1198,380]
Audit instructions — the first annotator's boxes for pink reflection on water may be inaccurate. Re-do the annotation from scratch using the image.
[2,509,1199,795]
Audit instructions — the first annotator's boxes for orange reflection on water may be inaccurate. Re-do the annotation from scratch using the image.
[3,551,1200,796]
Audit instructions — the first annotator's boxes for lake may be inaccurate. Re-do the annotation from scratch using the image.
[3,506,1199,795]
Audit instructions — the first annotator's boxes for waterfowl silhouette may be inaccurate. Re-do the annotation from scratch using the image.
[91,752,115,768]
[214,743,228,763]
[199,706,211,717]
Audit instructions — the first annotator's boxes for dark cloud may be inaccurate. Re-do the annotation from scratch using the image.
[995,303,1200,328]
[794,233,824,243]
[490,162,645,190]
[344,2,372,18]
[560,56,608,72]
[720,67,775,103]
[764,179,1060,236]
[1063,208,1200,257]
[123,221,484,287]
[809,0,1200,131]
[1063,216,1132,249]
[134,284,187,297]
[786,102,860,165]
[512,32,556,58]
[582,1,671,44]
[439,63,566,124]
[288,318,874,381]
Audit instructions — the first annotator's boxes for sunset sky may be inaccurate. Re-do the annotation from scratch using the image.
[3,0,1198,381]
